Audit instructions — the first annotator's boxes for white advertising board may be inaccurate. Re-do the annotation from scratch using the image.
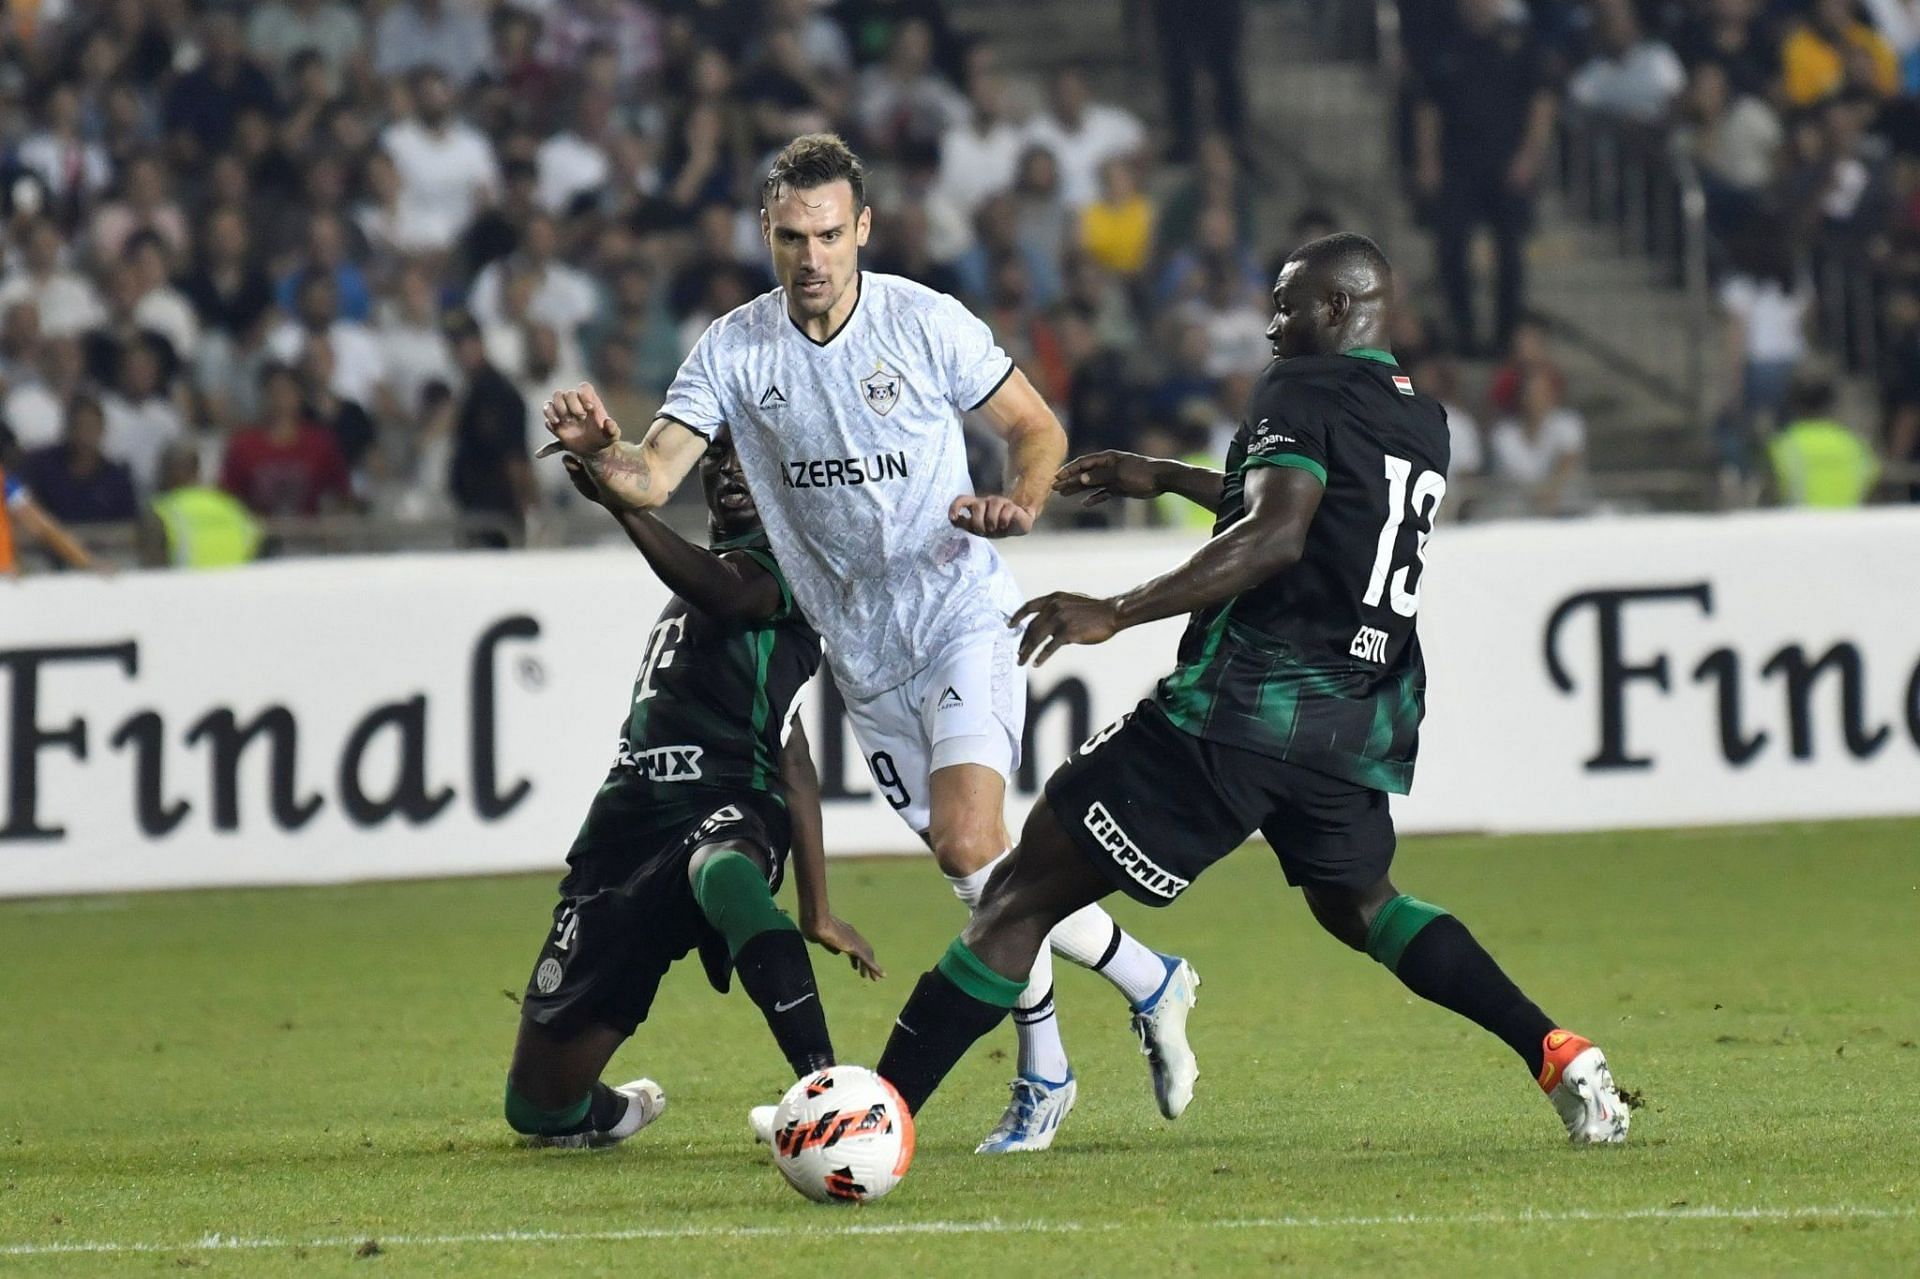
[3,509,1917,897]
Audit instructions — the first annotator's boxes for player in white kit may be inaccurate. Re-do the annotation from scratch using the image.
[540,135,1198,1152]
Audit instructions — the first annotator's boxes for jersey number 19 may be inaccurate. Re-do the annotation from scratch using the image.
[1361,455,1445,618]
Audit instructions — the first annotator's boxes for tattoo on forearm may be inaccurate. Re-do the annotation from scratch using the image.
[584,444,651,503]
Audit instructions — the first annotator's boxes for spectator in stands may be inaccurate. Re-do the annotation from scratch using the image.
[300,338,378,478]
[1671,0,1781,102]
[1715,227,1811,482]
[222,362,352,517]
[1674,59,1785,238]
[246,0,367,96]
[277,212,372,325]
[538,92,619,218]
[1063,249,1141,350]
[1023,67,1148,211]
[1011,146,1072,305]
[584,261,681,396]
[1489,368,1589,516]
[0,459,108,575]
[101,334,184,496]
[659,47,749,215]
[868,201,963,296]
[1155,202,1263,307]
[1150,319,1220,425]
[380,67,501,254]
[4,335,86,454]
[1778,90,1890,243]
[955,194,1055,310]
[17,83,112,225]
[181,203,274,340]
[124,233,197,360]
[373,0,493,87]
[445,311,531,548]
[1079,158,1155,280]
[1768,369,1879,505]
[937,67,1023,224]
[269,274,389,418]
[0,217,105,339]
[0,302,42,398]
[744,23,847,153]
[19,394,139,526]
[1488,316,1569,417]
[377,263,458,420]
[1568,0,1688,127]
[1781,0,1899,106]
[162,11,278,162]
[90,155,188,267]
[1185,264,1271,378]
[142,442,264,569]
[855,19,967,159]
[1149,0,1246,159]
[1411,0,1557,357]
[1156,132,1255,263]
[540,0,665,83]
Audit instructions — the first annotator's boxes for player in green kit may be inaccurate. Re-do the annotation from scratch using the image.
[870,233,1631,1146]
[502,430,881,1149]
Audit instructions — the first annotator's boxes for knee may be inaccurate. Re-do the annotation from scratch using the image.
[1302,886,1374,952]
[929,826,1005,880]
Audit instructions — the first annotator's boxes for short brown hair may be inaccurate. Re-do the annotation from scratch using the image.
[762,133,866,210]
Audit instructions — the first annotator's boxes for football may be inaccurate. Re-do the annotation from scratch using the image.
[769,1066,915,1204]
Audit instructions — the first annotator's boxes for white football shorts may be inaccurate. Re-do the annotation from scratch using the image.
[839,626,1026,835]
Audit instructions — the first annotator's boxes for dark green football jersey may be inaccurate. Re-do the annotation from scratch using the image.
[1153,349,1451,794]
[604,529,823,807]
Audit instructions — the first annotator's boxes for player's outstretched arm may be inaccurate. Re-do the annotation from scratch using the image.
[949,368,1066,538]
[1012,466,1323,666]
[561,457,785,622]
[1053,451,1226,511]
[780,719,883,980]
[538,383,704,511]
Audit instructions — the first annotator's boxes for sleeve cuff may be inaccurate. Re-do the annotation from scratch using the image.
[964,360,1017,412]
[1240,452,1328,486]
[657,412,715,440]
[738,548,794,620]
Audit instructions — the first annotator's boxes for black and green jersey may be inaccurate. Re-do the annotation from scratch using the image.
[604,529,823,807]
[1153,349,1451,794]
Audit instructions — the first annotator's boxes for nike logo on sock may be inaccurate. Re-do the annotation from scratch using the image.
[773,993,816,1013]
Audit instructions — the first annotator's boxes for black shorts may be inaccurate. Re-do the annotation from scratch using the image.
[1044,700,1396,907]
[519,784,790,1037]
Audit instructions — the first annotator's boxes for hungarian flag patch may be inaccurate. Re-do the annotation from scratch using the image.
[1392,374,1415,396]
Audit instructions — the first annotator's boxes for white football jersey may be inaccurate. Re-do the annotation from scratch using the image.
[658,272,1022,700]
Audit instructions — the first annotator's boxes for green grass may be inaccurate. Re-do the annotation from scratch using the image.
[2,820,1917,1276]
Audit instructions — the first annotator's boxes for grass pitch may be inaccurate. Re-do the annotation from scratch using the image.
[3,819,1917,1276]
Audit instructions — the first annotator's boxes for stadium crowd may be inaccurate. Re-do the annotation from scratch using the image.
[0,0,1277,570]
[1402,0,1914,507]
[1,0,1912,573]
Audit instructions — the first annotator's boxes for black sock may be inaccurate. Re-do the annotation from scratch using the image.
[876,969,1013,1114]
[734,930,834,1077]
[1392,915,1555,1077]
[587,1081,628,1132]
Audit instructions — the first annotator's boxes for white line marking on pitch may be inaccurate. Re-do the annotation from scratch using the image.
[1,1205,1912,1257]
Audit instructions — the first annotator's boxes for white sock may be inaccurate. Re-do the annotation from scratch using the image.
[1011,943,1069,1082]
[948,851,1071,1084]
[1049,905,1170,1008]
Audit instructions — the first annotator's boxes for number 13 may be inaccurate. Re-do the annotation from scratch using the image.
[1361,455,1445,618]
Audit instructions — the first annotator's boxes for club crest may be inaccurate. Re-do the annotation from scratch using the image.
[860,363,902,416]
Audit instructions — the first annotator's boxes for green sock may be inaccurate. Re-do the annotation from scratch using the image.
[691,849,795,957]
[934,937,1027,1009]
[1365,894,1449,973]
[503,1082,590,1136]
